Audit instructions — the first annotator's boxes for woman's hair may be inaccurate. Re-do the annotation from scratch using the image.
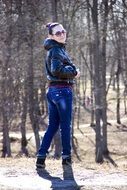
[46,22,60,35]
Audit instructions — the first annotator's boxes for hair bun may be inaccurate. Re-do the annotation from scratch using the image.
[46,22,60,35]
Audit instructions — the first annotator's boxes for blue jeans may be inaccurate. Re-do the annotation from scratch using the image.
[37,86,73,158]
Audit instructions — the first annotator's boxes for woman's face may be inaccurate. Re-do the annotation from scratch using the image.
[51,25,66,44]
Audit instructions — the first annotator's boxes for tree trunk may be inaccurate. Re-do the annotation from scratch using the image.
[1,44,11,157]
[2,112,11,157]
[92,0,103,163]
[20,82,28,156]
[27,5,40,152]
[51,0,58,21]
[116,63,121,124]
[28,48,40,152]
[1,1,13,157]
[87,1,95,126]
[16,2,28,156]
[112,11,122,124]
[101,0,109,155]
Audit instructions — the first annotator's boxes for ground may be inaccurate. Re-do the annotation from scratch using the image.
[0,120,127,190]
[0,157,127,190]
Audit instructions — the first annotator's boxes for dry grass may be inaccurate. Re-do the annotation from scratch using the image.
[0,120,127,190]
[0,120,127,172]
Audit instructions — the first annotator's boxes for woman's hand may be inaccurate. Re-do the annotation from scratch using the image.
[75,68,80,78]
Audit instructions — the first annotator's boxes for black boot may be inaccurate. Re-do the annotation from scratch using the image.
[62,157,72,166]
[36,157,46,169]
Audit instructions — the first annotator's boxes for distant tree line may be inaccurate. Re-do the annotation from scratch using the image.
[0,0,127,163]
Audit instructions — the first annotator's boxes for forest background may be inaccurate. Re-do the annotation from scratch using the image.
[0,0,127,164]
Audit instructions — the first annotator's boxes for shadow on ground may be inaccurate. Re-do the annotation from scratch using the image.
[37,164,82,190]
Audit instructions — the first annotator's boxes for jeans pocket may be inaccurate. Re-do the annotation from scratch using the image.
[62,88,72,96]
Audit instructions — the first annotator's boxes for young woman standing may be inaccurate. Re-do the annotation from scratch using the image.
[36,23,80,169]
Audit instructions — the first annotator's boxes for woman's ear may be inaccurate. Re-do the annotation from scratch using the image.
[48,34,54,39]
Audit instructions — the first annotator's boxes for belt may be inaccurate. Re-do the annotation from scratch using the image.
[48,81,73,88]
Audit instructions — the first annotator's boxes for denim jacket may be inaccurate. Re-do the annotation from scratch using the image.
[44,39,77,85]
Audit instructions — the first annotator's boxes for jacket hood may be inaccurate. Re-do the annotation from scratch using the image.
[44,38,65,50]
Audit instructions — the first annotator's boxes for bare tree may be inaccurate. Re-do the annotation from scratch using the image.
[100,0,109,155]
[91,0,103,163]
[1,0,14,157]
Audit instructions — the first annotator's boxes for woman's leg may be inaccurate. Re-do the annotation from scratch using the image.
[56,88,73,158]
[37,91,60,157]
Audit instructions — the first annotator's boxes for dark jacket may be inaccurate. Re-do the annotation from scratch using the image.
[44,39,77,85]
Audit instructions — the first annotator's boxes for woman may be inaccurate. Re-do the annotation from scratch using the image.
[36,22,80,169]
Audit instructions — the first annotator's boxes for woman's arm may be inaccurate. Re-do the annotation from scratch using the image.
[50,48,77,79]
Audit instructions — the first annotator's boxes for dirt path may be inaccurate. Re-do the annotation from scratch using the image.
[0,119,127,190]
[0,158,127,190]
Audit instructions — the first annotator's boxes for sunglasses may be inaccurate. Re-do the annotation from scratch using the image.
[54,30,66,37]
